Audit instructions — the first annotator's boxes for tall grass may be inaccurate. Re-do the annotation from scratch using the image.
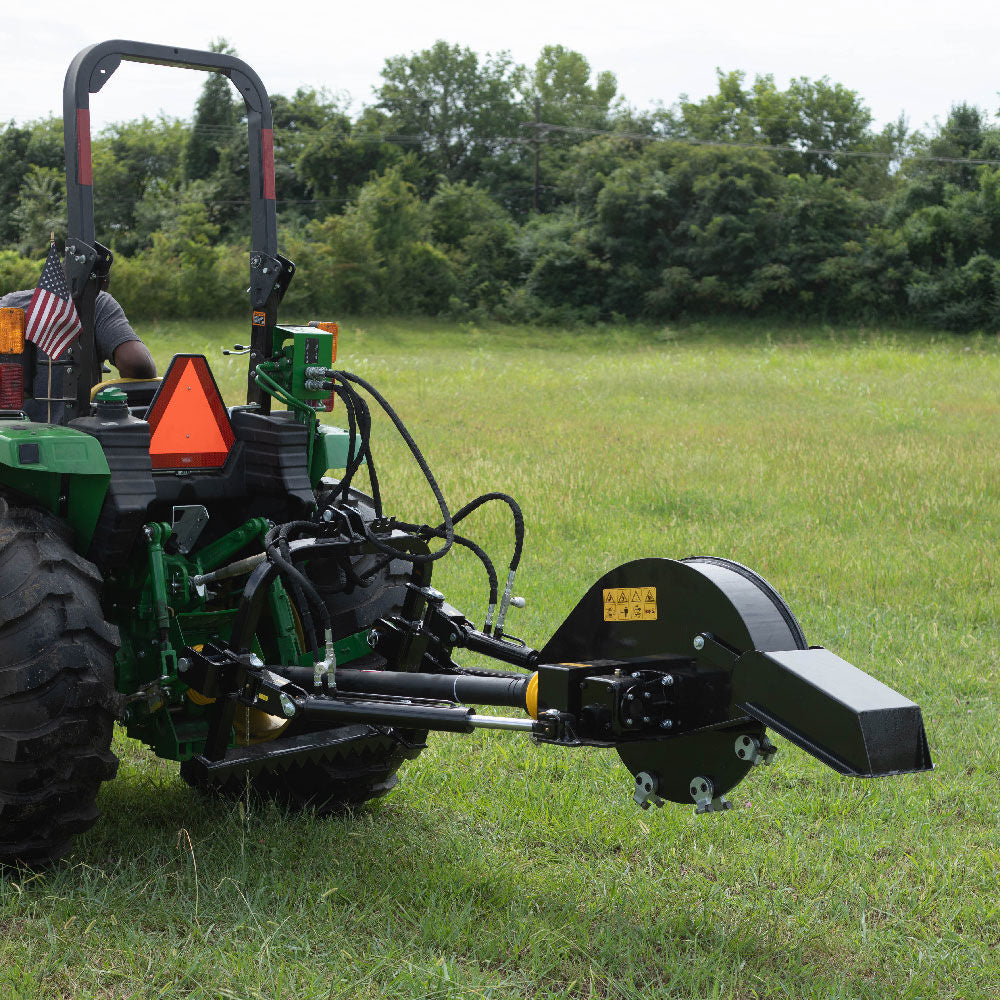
[2,318,997,999]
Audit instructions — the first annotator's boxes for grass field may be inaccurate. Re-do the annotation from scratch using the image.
[2,318,998,999]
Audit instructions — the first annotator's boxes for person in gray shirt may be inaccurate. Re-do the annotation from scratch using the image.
[0,288,155,421]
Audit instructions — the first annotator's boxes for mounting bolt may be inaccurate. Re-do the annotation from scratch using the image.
[693,635,705,651]
[661,719,673,730]
[626,693,634,702]
[661,674,675,687]
[322,508,334,521]
[279,692,297,718]
[367,630,379,647]
[631,672,642,678]
[178,658,191,673]
[642,716,651,724]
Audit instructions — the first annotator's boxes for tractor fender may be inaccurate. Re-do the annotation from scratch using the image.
[0,422,110,551]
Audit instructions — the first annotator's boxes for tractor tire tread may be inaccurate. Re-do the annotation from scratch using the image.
[0,497,120,867]
[208,729,415,814]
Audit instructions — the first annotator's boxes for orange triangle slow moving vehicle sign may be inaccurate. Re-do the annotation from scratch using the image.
[146,355,235,470]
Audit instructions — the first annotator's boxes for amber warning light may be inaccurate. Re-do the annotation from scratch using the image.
[0,308,26,355]
[0,308,26,411]
[145,355,235,470]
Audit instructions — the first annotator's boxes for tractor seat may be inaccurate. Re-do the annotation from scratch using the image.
[90,377,163,414]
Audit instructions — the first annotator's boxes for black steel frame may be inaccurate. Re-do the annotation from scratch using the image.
[62,40,282,417]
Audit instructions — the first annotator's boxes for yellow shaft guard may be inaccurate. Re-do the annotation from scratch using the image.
[525,672,539,719]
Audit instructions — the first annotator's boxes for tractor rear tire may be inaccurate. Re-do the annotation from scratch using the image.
[0,496,120,867]
[198,727,423,815]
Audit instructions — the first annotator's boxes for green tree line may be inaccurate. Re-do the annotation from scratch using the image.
[2,39,1000,332]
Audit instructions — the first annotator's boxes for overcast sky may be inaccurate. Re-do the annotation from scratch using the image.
[3,0,999,135]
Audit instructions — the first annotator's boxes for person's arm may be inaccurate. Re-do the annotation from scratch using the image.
[113,339,156,379]
[95,292,156,378]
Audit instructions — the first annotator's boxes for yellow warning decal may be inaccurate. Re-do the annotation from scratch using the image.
[603,587,657,622]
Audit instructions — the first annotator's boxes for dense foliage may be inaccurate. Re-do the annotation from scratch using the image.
[2,41,1000,332]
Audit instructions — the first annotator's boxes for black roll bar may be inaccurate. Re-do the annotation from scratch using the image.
[63,39,277,256]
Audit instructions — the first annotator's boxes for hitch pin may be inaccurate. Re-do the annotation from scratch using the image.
[314,628,337,692]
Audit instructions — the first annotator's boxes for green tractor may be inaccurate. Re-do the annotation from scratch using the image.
[0,41,932,867]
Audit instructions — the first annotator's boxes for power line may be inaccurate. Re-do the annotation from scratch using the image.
[88,116,1000,166]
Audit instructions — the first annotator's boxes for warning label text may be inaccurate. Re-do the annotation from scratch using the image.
[603,586,657,622]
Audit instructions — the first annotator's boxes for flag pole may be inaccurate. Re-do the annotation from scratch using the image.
[46,233,55,423]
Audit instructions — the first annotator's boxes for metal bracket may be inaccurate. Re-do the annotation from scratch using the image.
[689,775,732,814]
[239,665,302,719]
[62,240,98,298]
[249,252,285,310]
[171,505,210,555]
[274,253,295,302]
[633,770,665,810]
[691,631,739,670]
[734,733,778,767]
[88,53,122,93]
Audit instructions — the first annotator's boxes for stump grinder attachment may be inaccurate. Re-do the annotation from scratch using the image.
[179,547,932,814]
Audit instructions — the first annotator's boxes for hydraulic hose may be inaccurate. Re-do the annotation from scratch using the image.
[430,492,525,635]
[332,370,454,565]
[265,520,336,658]
[392,520,499,629]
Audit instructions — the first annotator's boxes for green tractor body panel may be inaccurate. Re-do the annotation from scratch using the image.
[311,423,360,485]
[0,422,109,549]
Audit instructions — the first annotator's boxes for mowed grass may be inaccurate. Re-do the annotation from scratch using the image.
[2,318,998,999]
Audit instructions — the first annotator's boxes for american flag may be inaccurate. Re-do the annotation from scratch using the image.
[24,243,82,361]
